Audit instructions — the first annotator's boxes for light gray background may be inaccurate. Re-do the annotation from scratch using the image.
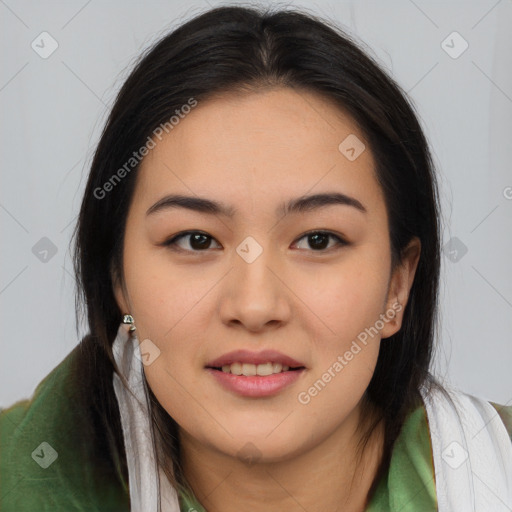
[1,0,511,408]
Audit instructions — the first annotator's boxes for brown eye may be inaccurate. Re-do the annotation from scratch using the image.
[163,231,221,252]
[293,231,347,251]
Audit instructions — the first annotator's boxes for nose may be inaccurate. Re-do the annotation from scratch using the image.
[218,244,292,333]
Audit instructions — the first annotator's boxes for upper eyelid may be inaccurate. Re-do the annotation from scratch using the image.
[167,231,222,249]
[293,231,347,249]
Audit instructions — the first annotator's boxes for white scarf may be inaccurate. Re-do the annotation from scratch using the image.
[112,323,180,512]
[420,383,512,511]
[112,321,512,511]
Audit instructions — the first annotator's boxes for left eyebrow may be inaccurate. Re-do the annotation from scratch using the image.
[281,192,367,216]
[145,192,367,218]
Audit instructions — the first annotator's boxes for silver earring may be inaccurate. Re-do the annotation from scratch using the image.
[122,314,136,332]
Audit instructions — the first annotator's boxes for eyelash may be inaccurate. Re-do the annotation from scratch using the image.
[162,230,349,254]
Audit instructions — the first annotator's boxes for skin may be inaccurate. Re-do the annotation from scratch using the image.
[113,87,421,512]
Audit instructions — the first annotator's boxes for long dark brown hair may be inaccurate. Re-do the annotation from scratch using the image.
[71,4,442,507]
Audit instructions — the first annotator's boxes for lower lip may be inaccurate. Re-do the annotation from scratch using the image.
[205,368,306,397]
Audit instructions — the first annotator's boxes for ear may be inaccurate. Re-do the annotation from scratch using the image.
[111,260,130,314]
[380,237,421,339]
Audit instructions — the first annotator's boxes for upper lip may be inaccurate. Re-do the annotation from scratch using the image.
[206,349,305,368]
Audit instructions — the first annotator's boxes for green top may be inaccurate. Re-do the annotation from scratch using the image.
[2,342,511,511]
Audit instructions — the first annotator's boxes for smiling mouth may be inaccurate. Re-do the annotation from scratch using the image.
[207,362,306,377]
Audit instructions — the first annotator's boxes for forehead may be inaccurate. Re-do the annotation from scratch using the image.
[135,87,384,219]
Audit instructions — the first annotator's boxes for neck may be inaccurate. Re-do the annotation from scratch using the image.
[178,404,385,512]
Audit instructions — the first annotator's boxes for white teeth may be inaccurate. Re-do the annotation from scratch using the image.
[219,362,295,376]
[230,363,243,375]
[256,363,273,376]
[242,363,257,376]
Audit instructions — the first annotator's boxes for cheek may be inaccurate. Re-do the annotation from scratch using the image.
[140,310,208,429]
[293,253,390,346]
[290,252,389,411]
[122,239,206,338]
[122,248,212,419]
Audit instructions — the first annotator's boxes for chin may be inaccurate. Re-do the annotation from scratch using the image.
[216,429,307,464]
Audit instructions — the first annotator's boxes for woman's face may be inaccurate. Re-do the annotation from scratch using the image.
[114,87,420,463]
